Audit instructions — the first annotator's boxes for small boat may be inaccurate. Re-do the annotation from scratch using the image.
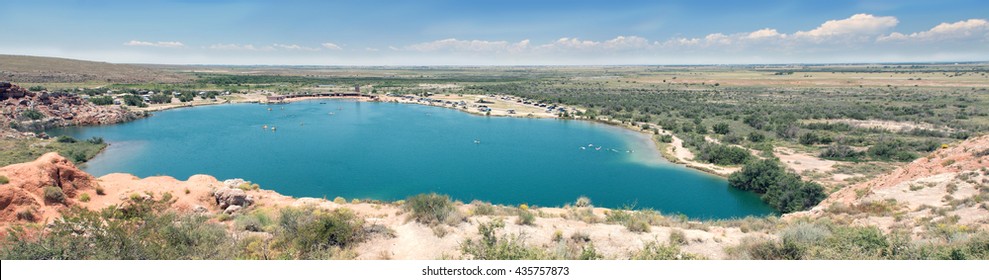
[588,144,594,147]
[580,147,586,150]
[595,147,602,151]
[263,125,268,129]
[267,108,272,111]
[271,126,277,131]
[328,112,335,115]
[473,139,481,144]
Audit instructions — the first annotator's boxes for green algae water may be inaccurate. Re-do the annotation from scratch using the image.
[50,100,774,219]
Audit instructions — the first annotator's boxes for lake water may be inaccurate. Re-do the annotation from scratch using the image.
[50,100,774,219]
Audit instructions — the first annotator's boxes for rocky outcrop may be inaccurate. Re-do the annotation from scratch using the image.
[213,186,253,213]
[0,152,95,223]
[2,82,143,132]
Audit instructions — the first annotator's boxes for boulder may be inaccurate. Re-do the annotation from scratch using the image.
[213,187,253,210]
[223,205,242,215]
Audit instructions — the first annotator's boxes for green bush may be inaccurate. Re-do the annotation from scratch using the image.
[121,95,147,107]
[43,186,65,204]
[89,96,114,105]
[20,109,44,120]
[1,196,236,260]
[748,131,766,142]
[516,210,535,225]
[712,122,730,134]
[728,159,825,213]
[868,139,917,162]
[657,134,673,143]
[277,207,365,258]
[820,144,861,160]
[630,241,700,260]
[404,193,459,225]
[28,86,46,91]
[460,219,548,260]
[56,135,77,143]
[605,210,654,233]
[79,193,90,202]
[0,175,8,185]
[668,229,688,245]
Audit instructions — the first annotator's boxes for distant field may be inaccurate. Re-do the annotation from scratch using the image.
[0,54,190,84]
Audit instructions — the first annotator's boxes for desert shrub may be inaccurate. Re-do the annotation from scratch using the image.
[516,210,535,225]
[235,210,274,232]
[20,109,44,120]
[0,175,8,185]
[748,131,766,142]
[28,86,46,91]
[237,182,260,191]
[574,196,592,208]
[276,207,364,258]
[470,200,496,216]
[148,94,172,104]
[799,132,831,145]
[43,186,65,204]
[95,186,105,195]
[728,159,825,213]
[16,208,35,221]
[685,135,751,165]
[658,134,673,143]
[733,238,805,260]
[668,229,688,245]
[89,96,114,105]
[86,137,105,145]
[712,122,730,134]
[1,196,237,260]
[605,210,653,233]
[56,136,77,143]
[868,139,917,161]
[404,193,460,225]
[630,241,700,260]
[461,219,547,260]
[820,144,861,160]
[78,193,90,202]
[121,95,147,107]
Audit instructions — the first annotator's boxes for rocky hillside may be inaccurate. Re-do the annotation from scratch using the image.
[2,82,143,132]
[0,153,95,224]
[792,135,989,236]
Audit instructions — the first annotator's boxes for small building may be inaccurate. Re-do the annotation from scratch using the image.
[266,95,286,103]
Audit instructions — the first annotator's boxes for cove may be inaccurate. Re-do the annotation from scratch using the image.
[49,100,775,219]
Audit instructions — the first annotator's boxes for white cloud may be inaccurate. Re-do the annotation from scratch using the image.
[207,44,275,51]
[274,44,321,51]
[879,19,989,41]
[794,14,898,39]
[123,40,185,48]
[746,28,783,39]
[404,38,530,53]
[321,42,343,50]
[208,43,323,51]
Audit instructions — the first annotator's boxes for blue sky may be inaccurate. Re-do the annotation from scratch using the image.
[1,0,987,65]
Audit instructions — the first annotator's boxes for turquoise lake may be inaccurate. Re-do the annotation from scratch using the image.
[50,100,775,219]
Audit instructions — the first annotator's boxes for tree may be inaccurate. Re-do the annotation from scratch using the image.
[728,159,824,213]
[121,95,147,107]
[89,96,114,105]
